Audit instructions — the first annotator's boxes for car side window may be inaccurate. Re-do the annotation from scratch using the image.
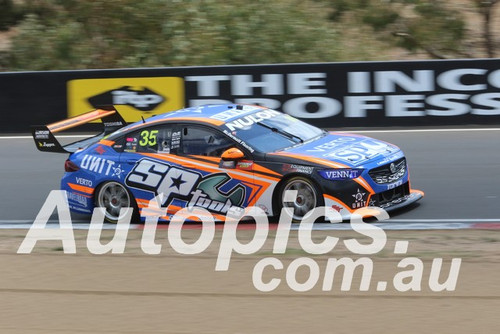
[123,125,178,154]
[181,126,234,157]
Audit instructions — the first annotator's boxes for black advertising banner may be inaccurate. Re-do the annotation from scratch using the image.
[1,59,500,132]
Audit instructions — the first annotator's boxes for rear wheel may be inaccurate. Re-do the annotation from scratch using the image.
[278,176,323,223]
[95,181,138,223]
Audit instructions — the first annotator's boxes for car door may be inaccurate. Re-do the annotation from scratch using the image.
[118,123,260,219]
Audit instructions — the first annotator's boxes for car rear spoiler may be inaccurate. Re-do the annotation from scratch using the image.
[32,106,126,153]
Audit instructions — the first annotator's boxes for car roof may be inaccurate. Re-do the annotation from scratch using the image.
[112,104,268,136]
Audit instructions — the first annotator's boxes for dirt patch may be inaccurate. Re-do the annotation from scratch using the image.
[0,228,498,333]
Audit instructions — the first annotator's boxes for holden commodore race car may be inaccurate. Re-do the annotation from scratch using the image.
[32,104,423,223]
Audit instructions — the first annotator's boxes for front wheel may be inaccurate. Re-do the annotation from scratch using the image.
[278,176,324,223]
[95,181,138,223]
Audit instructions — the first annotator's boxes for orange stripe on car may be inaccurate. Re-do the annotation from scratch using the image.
[141,153,279,184]
[99,139,115,146]
[67,183,94,195]
[48,109,116,133]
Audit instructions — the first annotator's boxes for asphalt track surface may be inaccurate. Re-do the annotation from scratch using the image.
[1,128,499,227]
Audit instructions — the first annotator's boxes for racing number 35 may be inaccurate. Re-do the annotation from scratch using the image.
[139,130,158,146]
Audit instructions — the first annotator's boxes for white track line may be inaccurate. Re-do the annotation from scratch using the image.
[0,219,499,231]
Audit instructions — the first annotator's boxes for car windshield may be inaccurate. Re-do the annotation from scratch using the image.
[223,111,325,153]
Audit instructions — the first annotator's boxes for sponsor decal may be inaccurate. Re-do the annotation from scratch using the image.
[75,177,93,187]
[67,192,88,207]
[387,180,404,190]
[125,159,245,214]
[225,109,281,131]
[236,161,253,170]
[188,174,245,213]
[80,154,123,178]
[221,160,236,169]
[68,77,184,122]
[38,141,56,148]
[319,168,363,180]
[324,140,393,163]
[307,137,396,164]
[171,131,181,149]
[34,130,49,139]
[111,165,125,179]
[103,121,124,127]
[282,164,314,174]
[387,180,403,190]
[351,189,367,209]
[331,204,343,212]
[222,129,255,153]
[125,137,138,152]
[371,165,406,185]
[94,145,106,155]
[307,137,356,153]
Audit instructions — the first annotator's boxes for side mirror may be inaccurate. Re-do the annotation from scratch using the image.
[221,147,245,161]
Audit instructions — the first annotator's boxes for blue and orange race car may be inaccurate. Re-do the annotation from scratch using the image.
[32,104,423,223]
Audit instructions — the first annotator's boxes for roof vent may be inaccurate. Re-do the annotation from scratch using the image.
[236,105,243,110]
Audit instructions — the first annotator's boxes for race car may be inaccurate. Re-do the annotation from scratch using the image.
[32,104,423,223]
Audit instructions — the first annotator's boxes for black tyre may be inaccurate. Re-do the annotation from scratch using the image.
[278,176,324,223]
[95,181,139,223]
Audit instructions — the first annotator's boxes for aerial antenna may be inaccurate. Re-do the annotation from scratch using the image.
[141,116,146,123]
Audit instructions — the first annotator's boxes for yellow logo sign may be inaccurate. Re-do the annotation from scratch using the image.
[68,77,185,122]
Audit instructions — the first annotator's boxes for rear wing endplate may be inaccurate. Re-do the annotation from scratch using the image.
[32,106,126,153]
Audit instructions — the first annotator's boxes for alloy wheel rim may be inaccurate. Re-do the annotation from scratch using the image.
[97,182,131,221]
[282,179,317,220]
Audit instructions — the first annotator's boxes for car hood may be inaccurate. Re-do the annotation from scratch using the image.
[280,132,401,167]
